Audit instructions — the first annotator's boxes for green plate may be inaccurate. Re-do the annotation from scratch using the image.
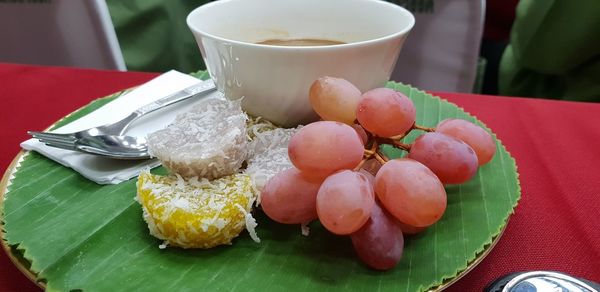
[1,76,520,292]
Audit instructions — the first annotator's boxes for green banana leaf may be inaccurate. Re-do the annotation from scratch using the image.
[1,73,520,292]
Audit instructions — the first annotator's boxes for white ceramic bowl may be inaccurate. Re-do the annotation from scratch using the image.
[187,0,414,127]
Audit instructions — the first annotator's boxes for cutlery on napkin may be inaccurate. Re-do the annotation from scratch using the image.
[20,70,218,185]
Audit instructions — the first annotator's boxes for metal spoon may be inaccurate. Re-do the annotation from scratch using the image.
[486,271,600,292]
[75,135,150,160]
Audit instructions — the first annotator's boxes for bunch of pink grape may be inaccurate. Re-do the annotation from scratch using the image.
[261,77,496,270]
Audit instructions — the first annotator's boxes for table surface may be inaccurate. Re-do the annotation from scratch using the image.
[1,62,599,291]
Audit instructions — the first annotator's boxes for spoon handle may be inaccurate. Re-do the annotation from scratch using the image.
[133,79,216,117]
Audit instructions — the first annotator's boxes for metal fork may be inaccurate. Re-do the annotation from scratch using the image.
[29,79,216,149]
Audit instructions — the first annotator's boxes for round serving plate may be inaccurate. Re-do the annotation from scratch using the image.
[0,80,520,291]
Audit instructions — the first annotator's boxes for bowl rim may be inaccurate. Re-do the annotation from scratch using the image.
[186,0,415,50]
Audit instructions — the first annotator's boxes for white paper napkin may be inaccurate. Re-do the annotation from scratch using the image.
[21,70,217,185]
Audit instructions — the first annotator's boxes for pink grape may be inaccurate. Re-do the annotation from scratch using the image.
[309,77,362,124]
[356,88,416,137]
[408,132,479,184]
[436,118,496,165]
[396,220,427,235]
[374,158,447,227]
[261,168,323,224]
[288,121,364,177]
[350,202,404,270]
[351,123,369,145]
[316,170,375,235]
[358,168,375,185]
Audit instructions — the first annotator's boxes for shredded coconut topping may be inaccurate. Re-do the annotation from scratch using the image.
[139,100,307,249]
[137,171,257,249]
[245,127,301,195]
[235,204,260,243]
[147,94,248,180]
[301,223,310,237]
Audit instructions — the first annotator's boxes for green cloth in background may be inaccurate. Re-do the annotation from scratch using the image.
[499,0,600,101]
[106,0,211,73]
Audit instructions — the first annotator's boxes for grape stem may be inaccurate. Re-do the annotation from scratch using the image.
[365,140,379,157]
[363,149,376,156]
[374,152,389,165]
[354,159,367,171]
[389,133,407,140]
[413,124,435,132]
[357,130,414,169]
[373,136,411,152]
[392,140,411,151]
[355,141,379,171]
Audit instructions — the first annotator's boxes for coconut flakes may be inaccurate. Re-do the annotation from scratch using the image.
[147,94,248,180]
[245,127,301,194]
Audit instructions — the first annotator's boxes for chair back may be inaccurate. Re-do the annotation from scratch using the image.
[0,0,126,71]
[391,0,485,93]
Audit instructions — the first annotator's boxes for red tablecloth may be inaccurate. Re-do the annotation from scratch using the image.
[1,63,599,291]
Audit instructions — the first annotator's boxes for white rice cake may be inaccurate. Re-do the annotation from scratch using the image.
[148,95,248,179]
